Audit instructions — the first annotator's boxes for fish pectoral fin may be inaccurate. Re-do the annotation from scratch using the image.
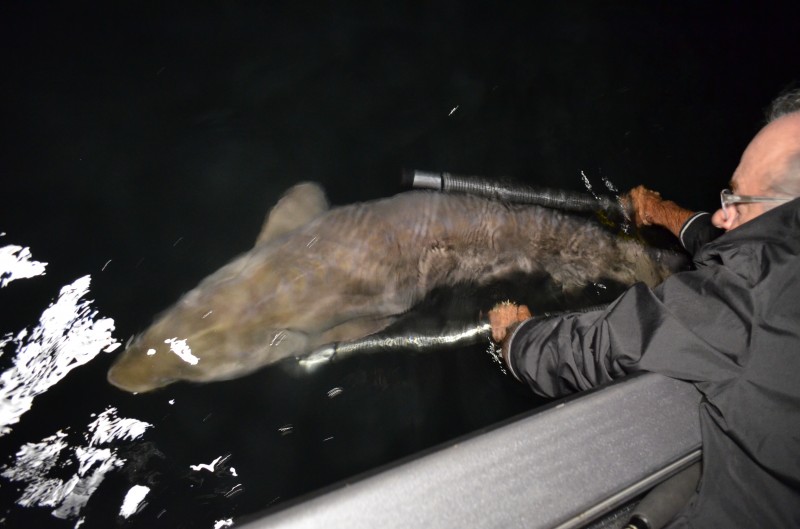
[256,182,330,245]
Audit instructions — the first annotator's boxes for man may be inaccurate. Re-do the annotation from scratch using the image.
[489,89,800,528]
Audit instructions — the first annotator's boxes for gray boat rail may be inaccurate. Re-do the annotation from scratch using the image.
[241,372,701,529]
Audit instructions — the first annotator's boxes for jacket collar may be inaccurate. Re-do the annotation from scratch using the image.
[698,197,800,259]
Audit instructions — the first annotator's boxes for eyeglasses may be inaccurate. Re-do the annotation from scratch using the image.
[719,189,793,221]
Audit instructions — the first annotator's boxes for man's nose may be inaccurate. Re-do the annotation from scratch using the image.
[711,207,737,231]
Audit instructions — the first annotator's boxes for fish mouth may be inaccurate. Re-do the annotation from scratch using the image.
[106,324,316,392]
[107,360,174,393]
[106,342,177,393]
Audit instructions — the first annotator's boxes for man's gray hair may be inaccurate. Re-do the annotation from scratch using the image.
[765,87,800,197]
[766,87,800,123]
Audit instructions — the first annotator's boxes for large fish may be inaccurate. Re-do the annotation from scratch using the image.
[108,182,681,392]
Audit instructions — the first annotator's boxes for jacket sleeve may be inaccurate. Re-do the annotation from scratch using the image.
[506,263,752,398]
[679,212,724,256]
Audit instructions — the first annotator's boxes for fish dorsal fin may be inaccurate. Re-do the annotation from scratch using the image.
[256,182,329,245]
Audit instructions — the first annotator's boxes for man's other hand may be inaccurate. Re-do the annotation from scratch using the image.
[488,302,532,343]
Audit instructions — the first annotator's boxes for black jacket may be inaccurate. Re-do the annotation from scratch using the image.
[678,211,724,256]
[506,199,800,528]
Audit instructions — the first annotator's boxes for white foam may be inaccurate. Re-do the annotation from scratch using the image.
[0,244,47,287]
[0,275,121,436]
[0,241,153,521]
[119,485,150,518]
[1,407,152,519]
[189,454,230,473]
[87,407,152,446]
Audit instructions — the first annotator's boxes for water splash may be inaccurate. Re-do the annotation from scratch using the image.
[601,179,616,194]
[1,407,152,519]
[190,454,231,473]
[580,170,599,200]
[87,407,152,446]
[581,171,633,233]
[120,485,150,518]
[0,275,121,435]
[278,424,294,436]
[0,239,169,524]
[0,244,47,287]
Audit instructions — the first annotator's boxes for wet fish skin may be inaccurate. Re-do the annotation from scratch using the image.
[107,182,680,393]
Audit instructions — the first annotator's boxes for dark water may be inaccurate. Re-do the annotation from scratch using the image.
[1,2,798,527]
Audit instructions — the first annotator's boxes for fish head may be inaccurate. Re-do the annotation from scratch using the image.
[106,332,182,393]
[108,182,336,393]
[107,262,313,393]
[107,313,311,393]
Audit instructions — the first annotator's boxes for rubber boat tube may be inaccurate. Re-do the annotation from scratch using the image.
[624,461,701,529]
[240,373,701,529]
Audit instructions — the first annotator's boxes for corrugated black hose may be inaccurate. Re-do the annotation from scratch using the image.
[402,169,628,217]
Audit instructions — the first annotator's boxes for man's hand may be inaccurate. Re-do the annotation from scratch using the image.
[488,302,532,343]
[628,185,663,227]
[626,185,695,238]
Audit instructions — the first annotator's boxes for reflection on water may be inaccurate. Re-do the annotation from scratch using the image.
[0,246,147,523]
[2,406,151,522]
[120,485,150,519]
[0,244,48,288]
[0,252,119,436]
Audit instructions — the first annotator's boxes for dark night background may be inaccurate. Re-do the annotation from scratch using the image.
[0,2,798,527]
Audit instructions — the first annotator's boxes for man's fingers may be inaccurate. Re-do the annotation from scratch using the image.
[628,186,662,226]
[488,306,513,342]
[488,303,533,343]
